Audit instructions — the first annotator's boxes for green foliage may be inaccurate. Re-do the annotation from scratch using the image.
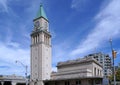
[109,75,113,81]
[116,68,120,81]
[109,68,120,81]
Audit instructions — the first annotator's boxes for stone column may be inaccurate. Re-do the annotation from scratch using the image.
[37,81,44,85]
[1,81,4,85]
[12,82,16,85]
[30,81,35,85]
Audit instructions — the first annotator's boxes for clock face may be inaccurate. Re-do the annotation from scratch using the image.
[35,21,40,28]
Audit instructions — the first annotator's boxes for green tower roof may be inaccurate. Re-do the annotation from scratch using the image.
[35,4,48,20]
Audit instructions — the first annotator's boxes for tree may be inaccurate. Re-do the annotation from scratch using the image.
[116,68,120,81]
[109,68,120,81]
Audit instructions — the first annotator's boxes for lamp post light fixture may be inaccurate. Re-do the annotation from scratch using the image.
[109,39,117,85]
[16,60,28,85]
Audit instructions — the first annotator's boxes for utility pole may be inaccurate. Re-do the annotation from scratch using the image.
[16,60,28,85]
[109,39,116,85]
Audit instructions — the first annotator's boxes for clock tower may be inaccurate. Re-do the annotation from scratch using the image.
[30,4,52,85]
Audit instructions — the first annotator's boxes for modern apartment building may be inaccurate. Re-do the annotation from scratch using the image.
[85,52,112,77]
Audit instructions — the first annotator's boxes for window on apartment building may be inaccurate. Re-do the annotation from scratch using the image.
[104,73,107,75]
[96,56,98,58]
[76,80,81,85]
[104,70,107,72]
[65,81,69,85]
[100,59,103,61]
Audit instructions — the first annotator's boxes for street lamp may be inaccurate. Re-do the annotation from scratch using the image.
[109,39,117,85]
[16,60,28,85]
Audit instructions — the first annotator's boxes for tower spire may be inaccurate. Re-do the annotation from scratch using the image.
[35,4,48,20]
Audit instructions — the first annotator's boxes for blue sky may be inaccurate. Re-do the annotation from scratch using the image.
[0,0,120,76]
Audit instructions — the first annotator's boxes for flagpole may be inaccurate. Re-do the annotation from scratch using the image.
[109,39,116,85]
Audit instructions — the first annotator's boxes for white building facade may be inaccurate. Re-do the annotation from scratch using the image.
[85,52,112,77]
[48,57,103,85]
[30,4,52,85]
[0,75,26,85]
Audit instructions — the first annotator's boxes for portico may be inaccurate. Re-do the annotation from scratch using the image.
[0,75,26,85]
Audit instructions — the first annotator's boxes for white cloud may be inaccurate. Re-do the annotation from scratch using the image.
[0,0,44,75]
[0,0,8,12]
[52,43,70,64]
[52,67,57,72]
[71,0,90,11]
[0,0,41,75]
[0,42,30,75]
[50,29,56,39]
[71,0,120,56]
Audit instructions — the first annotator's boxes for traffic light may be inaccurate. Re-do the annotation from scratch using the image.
[112,50,117,58]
